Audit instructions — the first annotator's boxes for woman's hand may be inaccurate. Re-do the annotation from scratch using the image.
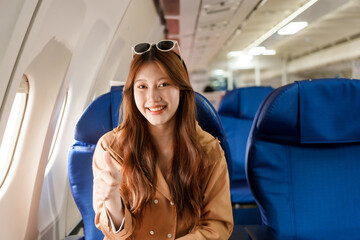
[94,151,124,227]
[94,151,122,201]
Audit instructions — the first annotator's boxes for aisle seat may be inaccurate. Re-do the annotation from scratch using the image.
[246,78,360,239]
[218,86,273,225]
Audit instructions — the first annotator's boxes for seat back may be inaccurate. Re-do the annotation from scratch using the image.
[218,86,273,203]
[68,87,231,239]
[68,86,124,239]
[246,78,360,239]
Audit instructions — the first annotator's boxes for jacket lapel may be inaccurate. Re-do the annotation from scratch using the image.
[155,165,172,201]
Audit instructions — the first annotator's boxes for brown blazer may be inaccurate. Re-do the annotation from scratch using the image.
[93,123,233,239]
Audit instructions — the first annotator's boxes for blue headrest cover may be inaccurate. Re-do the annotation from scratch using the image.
[74,87,123,144]
[254,78,360,143]
[218,86,273,119]
[195,92,232,177]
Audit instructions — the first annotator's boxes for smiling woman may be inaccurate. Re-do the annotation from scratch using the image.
[92,44,233,239]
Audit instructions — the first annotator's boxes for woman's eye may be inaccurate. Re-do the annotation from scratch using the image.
[159,82,169,87]
[137,84,146,89]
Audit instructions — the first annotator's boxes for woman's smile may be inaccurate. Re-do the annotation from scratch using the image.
[147,105,167,114]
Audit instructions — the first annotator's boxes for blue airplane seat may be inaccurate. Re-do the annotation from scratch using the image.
[68,86,244,239]
[218,86,273,204]
[246,78,360,239]
[68,86,124,240]
[218,86,273,226]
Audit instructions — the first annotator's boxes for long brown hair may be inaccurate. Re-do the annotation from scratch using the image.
[117,45,206,227]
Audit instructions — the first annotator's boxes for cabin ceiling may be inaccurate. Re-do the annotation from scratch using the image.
[156,0,360,77]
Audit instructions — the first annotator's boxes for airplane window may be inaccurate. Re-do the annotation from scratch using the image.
[0,75,29,187]
[47,91,68,170]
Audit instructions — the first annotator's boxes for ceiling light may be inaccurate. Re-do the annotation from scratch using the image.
[249,47,266,55]
[228,52,253,62]
[227,51,245,58]
[278,22,308,35]
[263,49,276,55]
[245,0,318,50]
[246,47,276,56]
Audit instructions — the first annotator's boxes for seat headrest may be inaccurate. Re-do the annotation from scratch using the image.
[195,92,232,178]
[218,86,273,119]
[195,92,223,136]
[74,87,123,144]
[254,78,360,144]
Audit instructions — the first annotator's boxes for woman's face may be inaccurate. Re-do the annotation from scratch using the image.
[133,62,180,129]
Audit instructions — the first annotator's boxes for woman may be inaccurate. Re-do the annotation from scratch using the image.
[93,40,233,239]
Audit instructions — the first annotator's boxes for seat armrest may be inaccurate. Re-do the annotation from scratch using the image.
[229,225,251,240]
[244,225,275,240]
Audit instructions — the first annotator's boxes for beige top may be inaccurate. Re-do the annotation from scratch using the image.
[93,123,233,240]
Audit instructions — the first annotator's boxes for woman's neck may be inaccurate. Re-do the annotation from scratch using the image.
[148,118,175,149]
[148,120,175,177]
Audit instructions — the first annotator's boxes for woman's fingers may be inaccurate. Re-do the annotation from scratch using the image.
[104,151,122,182]
[96,170,118,187]
[93,150,122,202]
[94,172,118,200]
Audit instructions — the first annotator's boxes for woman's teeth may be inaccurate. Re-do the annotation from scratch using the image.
[148,106,165,111]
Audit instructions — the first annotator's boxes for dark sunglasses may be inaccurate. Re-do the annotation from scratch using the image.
[131,40,182,61]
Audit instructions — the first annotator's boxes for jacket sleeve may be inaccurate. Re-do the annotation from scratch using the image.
[92,133,134,239]
[176,142,234,240]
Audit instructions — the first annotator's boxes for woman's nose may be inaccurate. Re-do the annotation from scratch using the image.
[147,87,161,101]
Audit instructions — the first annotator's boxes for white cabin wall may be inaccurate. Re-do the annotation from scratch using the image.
[0,0,83,238]
[0,0,135,239]
[0,0,39,155]
[110,0,165,89]
[38,19,112,239]
[22,40,72,240]
[91,0,164,99]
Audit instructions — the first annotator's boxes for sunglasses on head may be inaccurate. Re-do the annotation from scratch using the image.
[131,40,182,61]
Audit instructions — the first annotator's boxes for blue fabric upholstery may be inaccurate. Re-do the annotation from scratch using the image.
[69,86,124,239]
[195,92,232,175]
[246,78,360,239]
[218,87,273,204]
[219,86,273,119]
[74,89,123,145]
[68,87,232,239]
[68,142,101,240]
